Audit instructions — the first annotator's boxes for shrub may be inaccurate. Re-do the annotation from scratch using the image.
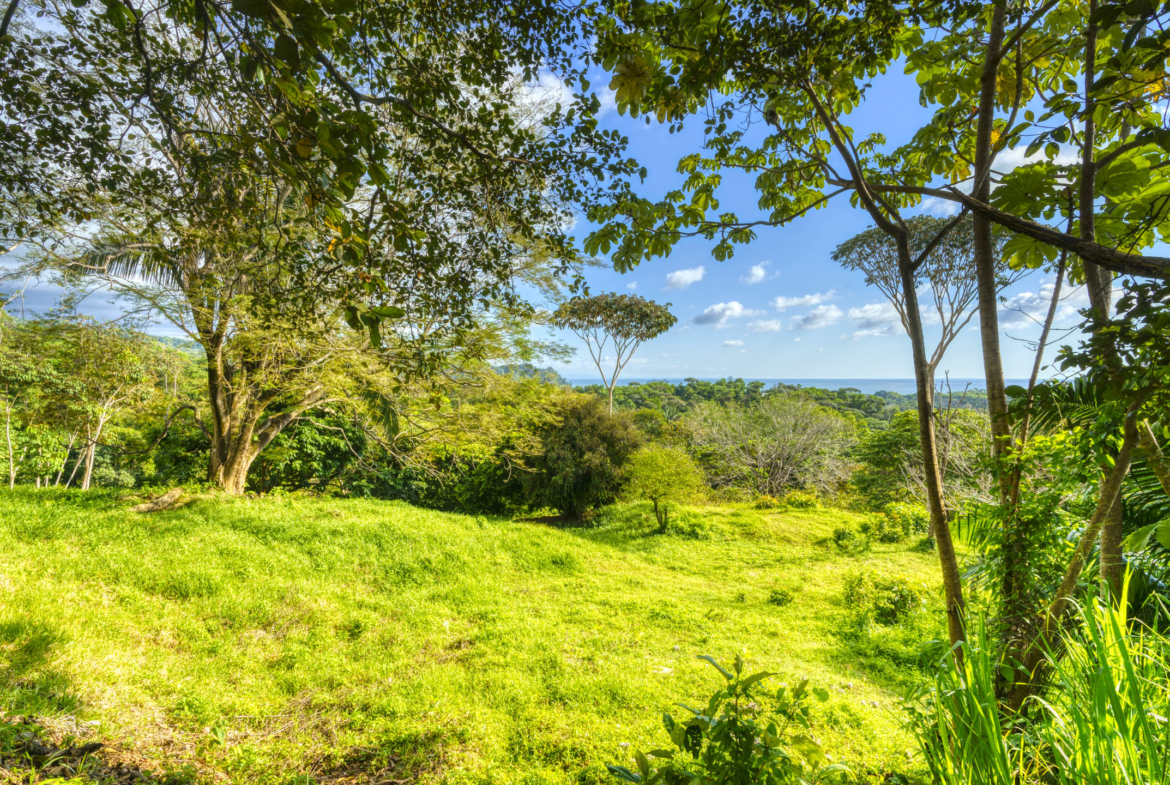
[782,489,820,509]
[608,655,841,784]
[524,395,643,517]
[831,525,870,553]
[884,502,930,535]
[767,588,794,607]
[860,514,908,543]
[753,494,782,509]
[625,446,707,533]
[843,571,924,625]
[92,465,136,488]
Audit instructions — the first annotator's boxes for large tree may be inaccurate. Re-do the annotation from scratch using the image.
[7,0,633,493]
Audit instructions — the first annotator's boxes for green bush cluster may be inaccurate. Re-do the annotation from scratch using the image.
[884,502,930,535]
[782,489,820,509]
[753,494,782,509]
[831,525,870,553]
[843,571,924,625]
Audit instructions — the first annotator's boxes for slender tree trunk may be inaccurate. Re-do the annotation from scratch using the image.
[608,384,614,416]
[5,400,14,489]
[898,236,966,646]
[54,432,77,486]
[1099,492,1124,601]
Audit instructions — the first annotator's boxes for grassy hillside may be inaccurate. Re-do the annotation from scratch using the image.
[0,490,949,784]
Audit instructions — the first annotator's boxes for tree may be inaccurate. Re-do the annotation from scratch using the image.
[685,395,856,498]
[9,0,631,494]
[524,394,643,517]
[833,215,1024,397]
[553,293,676,414]
[626,445,706,532]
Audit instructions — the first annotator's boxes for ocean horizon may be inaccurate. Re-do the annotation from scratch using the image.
[564,377,1033,396]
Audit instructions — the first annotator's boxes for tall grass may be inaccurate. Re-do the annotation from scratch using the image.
[908,583,1170,785]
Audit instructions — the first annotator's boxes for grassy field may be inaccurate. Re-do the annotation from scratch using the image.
[0,489,949,784]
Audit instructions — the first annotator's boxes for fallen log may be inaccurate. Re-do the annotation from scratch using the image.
[130,488,184,513]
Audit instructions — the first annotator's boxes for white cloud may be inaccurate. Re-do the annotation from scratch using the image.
[921,197,961,217]
[740,262,773,285]
[793,337,802,343]
[847,301,904,339]
[692,301,762,327]
[723,339,744,347]
[665,266,706,290]
[626,280,638,290]
[750,319,784,333]
[792,304,843,330]
[1000,281,1090,329]
[772,290,835,311]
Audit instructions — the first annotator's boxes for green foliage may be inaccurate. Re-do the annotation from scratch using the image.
[524,395,643,517]
[753,495,781,510]
[859,506,927,545]
[831,526,869,555]
[767,588,794,608]
[883,504,929,537]
[625,446,706,533]
[781,490,820,510]
[607,655,844,785]
[908,596,1170,785]
[843,572,924,626]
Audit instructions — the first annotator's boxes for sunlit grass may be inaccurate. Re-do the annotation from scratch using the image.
[0,489,947,784]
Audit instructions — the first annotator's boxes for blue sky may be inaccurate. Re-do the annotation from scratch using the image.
[542,64,1093,381]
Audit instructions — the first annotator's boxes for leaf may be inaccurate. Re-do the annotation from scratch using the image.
[294,137,314,158]
[273,34,300,71]
[1122,523,1157,552]
[231,0,270,17]
[696,655,733,681]
[605,765,643,783]
[738,671,776,691]
[370,305,405,319]
[1004,385,1027,398]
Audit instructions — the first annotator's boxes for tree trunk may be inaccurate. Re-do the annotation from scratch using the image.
[607,384,614,416]
[1099,491,1124,602]
[898,235,966,647]
[5,400,14,489]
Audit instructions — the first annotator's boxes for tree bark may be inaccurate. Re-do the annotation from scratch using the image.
[898,235,966,646]
[5,400,14,489]
[1099,491,1124,601]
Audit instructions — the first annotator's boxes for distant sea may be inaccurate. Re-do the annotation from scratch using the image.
[565,377,1032,396]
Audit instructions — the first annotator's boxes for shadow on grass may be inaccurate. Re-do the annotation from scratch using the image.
[0,616,80,716]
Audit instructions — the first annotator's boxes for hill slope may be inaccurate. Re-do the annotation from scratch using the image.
[0,490,947,784]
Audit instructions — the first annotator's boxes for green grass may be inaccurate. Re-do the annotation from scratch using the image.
[0,489,948,784]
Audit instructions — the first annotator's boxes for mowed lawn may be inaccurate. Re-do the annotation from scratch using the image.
[0,489,949,784]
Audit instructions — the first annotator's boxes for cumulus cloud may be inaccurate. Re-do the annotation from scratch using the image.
[750,319,784,333]
[847,301,905,339]
[723,339,744,347]
[740,262,773,285]
[1000,281,1090,329]
[626,280,638,290]
[772,290,835,311]
[692,301,762,327]
[792,304,843,330]
[665,266,706,290]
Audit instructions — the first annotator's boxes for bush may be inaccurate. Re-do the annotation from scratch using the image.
[608,655,839,784]
[524,395,643,517]
[843,571,924,625]
[625,446,707,533]
[782,489,820,509]
[767,588,794,607]
[753,494,782,509]
[92,465,136,488]
[885,501,929,535]
[831,525,870,553]
[860,514,907,543]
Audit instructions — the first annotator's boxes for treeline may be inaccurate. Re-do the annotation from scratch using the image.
[572,377,988,430]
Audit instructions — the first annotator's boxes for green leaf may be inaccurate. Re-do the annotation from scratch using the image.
[1122,523,1157,553]
[370,305,405,319]
[274,34,300,71]
[231,0,270,17]
[696,655,733,681]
